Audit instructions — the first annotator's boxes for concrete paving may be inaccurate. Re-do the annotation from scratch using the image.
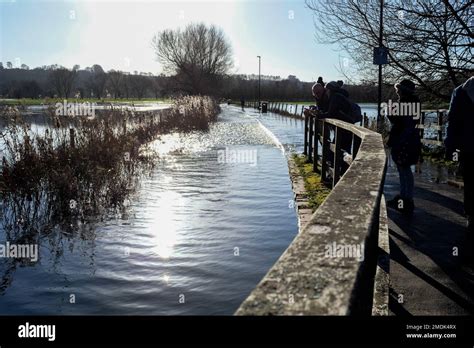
[384,162,474,315]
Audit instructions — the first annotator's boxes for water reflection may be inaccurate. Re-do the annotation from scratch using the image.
[148,190,184,260]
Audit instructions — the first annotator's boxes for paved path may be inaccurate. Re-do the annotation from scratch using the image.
[384,162,474,315]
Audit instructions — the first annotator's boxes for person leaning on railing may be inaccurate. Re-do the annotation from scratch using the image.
[304,80,354,154]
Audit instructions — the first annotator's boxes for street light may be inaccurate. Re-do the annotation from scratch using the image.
[257,55,261,110]
[377,0,384,129]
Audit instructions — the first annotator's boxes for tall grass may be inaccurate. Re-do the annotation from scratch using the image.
[0,96,220,239]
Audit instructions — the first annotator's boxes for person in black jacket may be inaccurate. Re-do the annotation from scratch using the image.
[316,81,352,122]
[317,81,354,173]
[445,76,474,257]
[386,79,421,214]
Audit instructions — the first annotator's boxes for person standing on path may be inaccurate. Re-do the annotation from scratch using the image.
[445,76,474,261]
[386,79,421,215]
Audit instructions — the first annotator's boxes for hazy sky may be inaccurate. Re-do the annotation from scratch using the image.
[0,0,350,83]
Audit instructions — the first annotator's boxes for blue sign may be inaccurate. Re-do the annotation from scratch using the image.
[373,47,388,65]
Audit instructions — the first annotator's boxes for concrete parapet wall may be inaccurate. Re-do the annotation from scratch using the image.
[236,120,387,315]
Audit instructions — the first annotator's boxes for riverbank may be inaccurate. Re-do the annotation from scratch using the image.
[0,97,171,106]
[287,154,330,230]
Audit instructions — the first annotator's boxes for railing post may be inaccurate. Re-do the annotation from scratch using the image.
[308,115,314,162]
[340,128,350,175]
[333,126,343,187]
[303,113,309,156]
[419,111,425,141]
[321,121,330,184]
[437,110,443,143]
[313,118,320,173]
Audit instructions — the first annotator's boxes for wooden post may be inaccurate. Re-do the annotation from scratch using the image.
[340,128,350,175]
[419,111,425,141]
[333,126,343,187]
[313,118,319,173]
[308,115,314,163]
[70,128,75,148]
[303,113,309,156]
[321,121,330,184]
[123,119,127,134]
[437,110,443,143]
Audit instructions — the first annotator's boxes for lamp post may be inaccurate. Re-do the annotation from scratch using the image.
[377,0,384,128]
[257,55,261,110]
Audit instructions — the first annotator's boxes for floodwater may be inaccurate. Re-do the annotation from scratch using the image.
[0,105,301,315]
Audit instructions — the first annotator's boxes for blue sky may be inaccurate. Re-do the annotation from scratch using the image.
[0,0,351,83]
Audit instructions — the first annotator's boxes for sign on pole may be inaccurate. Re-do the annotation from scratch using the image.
[373,47,388,65]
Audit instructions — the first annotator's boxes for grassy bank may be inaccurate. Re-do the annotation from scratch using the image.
[0,97,171,106]
[292,154,331,211]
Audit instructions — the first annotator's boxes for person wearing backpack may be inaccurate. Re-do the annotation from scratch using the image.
[315,81,361,175]
[386,79,421,215]
[317,81,362,124]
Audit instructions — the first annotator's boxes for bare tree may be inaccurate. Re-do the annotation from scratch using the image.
[150,76,162,99]
[130,75,151,99]
[306,0,474,101]
[86,64,107,99]
[48,67,77,98]
[152,23,233,95]
[107,70,124,99]
[121,73,131,99]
